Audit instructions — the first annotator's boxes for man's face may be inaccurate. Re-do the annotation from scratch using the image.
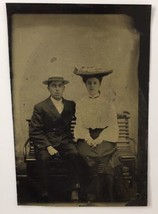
[48,81,65,100]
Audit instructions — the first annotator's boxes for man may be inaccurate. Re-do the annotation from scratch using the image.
[29,76,80,202]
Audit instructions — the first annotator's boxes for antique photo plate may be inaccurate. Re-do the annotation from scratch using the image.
[6,3,151,207]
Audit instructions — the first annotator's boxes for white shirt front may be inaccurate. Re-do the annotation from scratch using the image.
[50,96,64,114]
[74,94,119,143]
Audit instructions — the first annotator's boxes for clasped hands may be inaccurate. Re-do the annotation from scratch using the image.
[87,137,102,148]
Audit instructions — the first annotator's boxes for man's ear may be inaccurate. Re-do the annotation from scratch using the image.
[62,85,65,92]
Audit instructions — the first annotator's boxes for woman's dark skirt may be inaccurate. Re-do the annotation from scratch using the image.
[77,129,126,202]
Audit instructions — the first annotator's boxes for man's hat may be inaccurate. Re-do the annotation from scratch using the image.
[73,66,113,77]
[43,76,69,85]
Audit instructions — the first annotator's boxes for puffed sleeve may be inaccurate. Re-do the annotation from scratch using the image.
[74,102,92,141]
[97,103,119,143]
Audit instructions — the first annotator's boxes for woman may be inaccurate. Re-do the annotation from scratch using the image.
[73,67,123,202]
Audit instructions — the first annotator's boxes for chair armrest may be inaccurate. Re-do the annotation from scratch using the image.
[23,138,31,163]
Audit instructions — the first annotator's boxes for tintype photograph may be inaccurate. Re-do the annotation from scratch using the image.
[7,3,151,206]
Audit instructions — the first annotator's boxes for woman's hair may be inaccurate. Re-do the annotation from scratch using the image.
[82,75,103,84]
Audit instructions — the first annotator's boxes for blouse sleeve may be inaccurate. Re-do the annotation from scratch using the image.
[98,103,119,143]
[74,102,91,141]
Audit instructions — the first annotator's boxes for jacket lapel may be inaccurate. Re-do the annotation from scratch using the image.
[62,98,69,116]
[46,97,61,119]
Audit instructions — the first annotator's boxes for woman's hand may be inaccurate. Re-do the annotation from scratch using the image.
[47,146,58,156]
[92,138,102,148]
[86,137,94,147]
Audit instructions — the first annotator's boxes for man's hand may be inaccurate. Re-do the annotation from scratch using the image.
[47,146,58,156]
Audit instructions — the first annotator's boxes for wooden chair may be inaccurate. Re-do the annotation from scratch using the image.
[23,112,136,201]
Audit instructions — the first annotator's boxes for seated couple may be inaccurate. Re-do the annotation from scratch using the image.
[29,67,123,203]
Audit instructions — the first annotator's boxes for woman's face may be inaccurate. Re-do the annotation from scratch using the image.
[85,77,101,97]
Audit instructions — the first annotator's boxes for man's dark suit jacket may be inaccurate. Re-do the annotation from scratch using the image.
[29,97,76,149]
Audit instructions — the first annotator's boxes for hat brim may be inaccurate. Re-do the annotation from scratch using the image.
[73,69,113,77]
[43,80,69,85]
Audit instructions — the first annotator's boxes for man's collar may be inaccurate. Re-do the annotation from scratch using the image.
[50,96,63,103]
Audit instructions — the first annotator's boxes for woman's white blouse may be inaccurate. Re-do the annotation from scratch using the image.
[74,94,119,143]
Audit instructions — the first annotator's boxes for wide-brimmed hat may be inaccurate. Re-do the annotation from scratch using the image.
[43,76,69,85]
[73,66,113,77]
